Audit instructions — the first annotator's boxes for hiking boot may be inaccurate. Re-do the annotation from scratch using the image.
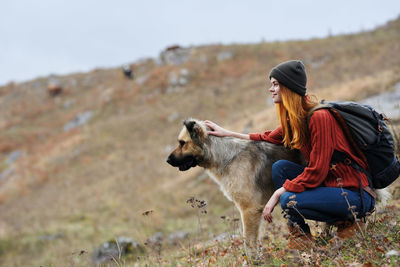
[335,220,364,239]
[287,226,313,250]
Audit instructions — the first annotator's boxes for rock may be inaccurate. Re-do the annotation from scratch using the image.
[385,249,400,257]
[0,167,14,181]
[160,47,191,65]
[63,99,76,109]
[145,88,161,100]
[136,75,148,86]
[166,231,190,245]
[360,82,400,120]
[212,232,240,243]
[146,232,163,246]
[217,51,233,62]
[180,68,189,77]
[64,111,93,132]
[166,86,182,94]
[7,150,23,165]
[101,88,114,103]
[304,56,330,69]
[92,237,144,265]
[166,69,190,94]
[200,54,208,64]
[179,77,188,86]
[169,69,189,87]
[192,232,239,253]
[154,57,163,66]
[213,232,231,242]
[168,72,180,87]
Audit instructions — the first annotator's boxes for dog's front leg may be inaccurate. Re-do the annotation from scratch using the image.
[239,207,262,259]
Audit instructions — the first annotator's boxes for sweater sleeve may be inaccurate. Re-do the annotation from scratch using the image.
[249,126,283,145]
[283,110,336,192]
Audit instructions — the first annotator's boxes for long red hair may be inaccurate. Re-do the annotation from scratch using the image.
[276,86,318,149]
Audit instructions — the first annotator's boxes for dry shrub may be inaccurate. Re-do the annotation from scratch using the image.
[143,66,174,92]
[216,59,256,78]
[0,193,7,205]
[0,142,19,154]
[315,69,398,101]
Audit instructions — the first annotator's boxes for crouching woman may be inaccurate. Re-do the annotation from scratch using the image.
[206,60,376,249]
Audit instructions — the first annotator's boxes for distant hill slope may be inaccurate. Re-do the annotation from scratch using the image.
[0,16,399,266]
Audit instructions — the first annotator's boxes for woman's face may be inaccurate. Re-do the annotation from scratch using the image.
[269,77,282,103]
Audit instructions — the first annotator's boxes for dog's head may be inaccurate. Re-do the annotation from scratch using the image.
[166,119,209,171]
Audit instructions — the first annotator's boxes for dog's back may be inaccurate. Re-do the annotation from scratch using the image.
[246,140,304,198]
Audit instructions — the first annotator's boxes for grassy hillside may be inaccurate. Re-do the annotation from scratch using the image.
[0,16,400,266]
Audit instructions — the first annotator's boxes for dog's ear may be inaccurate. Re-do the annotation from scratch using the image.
[183,119,203,140]
[183,120,196,133]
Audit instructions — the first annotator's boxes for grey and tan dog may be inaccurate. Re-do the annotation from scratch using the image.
[166,118,304,255]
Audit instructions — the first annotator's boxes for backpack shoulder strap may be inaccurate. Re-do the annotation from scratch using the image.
[306,101,330,126]
[307,100,368,167]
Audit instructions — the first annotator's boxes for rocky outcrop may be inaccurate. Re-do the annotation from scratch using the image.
[63,111,93,132]
[360,82,400,120]
[160,46,191,65]
[166,231,190,245]
[92,237,144,265]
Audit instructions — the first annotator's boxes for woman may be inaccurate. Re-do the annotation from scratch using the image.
[205,60,375,249]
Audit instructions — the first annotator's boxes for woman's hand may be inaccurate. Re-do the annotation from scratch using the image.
[204,120,232,137]
[263,187,287,223]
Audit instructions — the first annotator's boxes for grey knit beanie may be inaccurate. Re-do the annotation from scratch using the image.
[269,60,307,96]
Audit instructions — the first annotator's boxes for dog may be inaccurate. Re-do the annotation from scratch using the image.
[166,118,304,255]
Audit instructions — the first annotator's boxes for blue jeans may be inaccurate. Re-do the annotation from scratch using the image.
[272,160,375,233]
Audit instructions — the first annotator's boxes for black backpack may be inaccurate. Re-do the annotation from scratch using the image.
[308,100,400,189]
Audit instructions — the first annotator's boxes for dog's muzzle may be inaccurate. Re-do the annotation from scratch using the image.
[166,154,198,171]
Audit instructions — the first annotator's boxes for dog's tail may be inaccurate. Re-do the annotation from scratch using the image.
[375,188,391,207]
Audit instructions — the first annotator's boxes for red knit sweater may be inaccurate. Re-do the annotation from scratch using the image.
[249,109,369,192]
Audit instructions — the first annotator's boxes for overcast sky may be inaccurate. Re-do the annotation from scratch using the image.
[1,0,399,86]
